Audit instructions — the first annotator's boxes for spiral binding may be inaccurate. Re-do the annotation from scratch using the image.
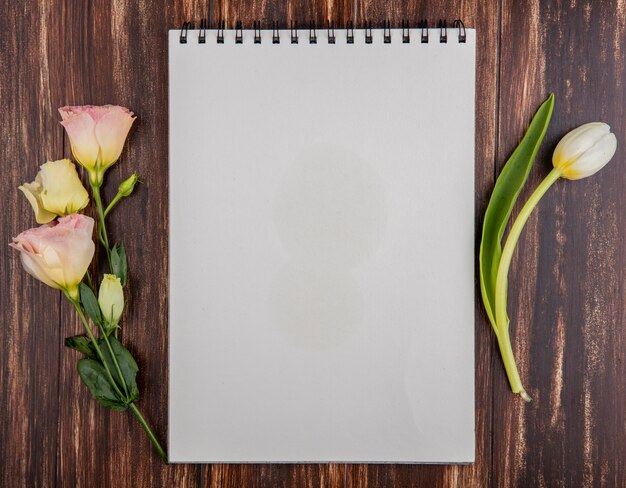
[198,19,206,43]
[384,20,391,43]
[291,21,298,44]
[235,20,243,43]
[179,21,192,43]
[179,19,468,45]
[254,20,261,43]
[309,21,317,44]
[365,21,373,44]
[272,21,280,43]
[438,19,447,43]
[418,20,428,43]
[401,20,410,43]
[453,19,467,43]
[217,20,224,43]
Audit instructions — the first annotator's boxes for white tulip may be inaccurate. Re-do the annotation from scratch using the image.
[552,122,617,180]
[493,119,617,402]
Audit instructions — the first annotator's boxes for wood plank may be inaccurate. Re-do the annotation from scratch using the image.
[54,2,118,486]
[494,0,626,486]
[52,0,203,486]
[0,2,62,486]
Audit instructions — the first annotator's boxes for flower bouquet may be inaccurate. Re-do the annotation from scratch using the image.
[10,105,167,463]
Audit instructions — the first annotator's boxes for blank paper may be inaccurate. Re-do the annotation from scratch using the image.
[169,26,476,463]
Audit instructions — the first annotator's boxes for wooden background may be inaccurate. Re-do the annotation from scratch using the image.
[1,0,625,486]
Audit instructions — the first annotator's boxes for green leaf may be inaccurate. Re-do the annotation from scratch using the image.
[98,336,139,402]
[79,282,103,326]
[77,358,127,411]
[111,243,128,286]
[64,335,96,358]
[479,94,554,330]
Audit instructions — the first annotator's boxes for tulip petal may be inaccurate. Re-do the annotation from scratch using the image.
[561,132,617,180]
[553,122,610,168]
[18,182,57,224]
[60,112,100,170]
[95,109,135,168]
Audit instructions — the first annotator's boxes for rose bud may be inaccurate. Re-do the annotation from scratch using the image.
[59,105,136,185]
[552,122,618,180]
[98,274,124,325]
[9,214,95,299]
[19,159,89,224]
[118,173,139,197]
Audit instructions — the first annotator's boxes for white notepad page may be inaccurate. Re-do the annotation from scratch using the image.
[169,26,476,463]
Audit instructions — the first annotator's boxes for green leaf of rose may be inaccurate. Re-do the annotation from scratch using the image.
[98,336,139,402]
[77,358,127,411]
[111,243,128,286]
[64,335,96,358]
[79,282,103,326]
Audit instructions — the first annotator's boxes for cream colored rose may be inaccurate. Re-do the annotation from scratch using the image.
[19,159,89,224]
[10,214,95,298]
[59,105,136,184]
[98,274,124,325]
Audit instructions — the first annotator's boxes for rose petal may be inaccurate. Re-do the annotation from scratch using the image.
[38,159,89,215]
[9,215,95,290]
[60,112,100,170]
[95,108,135,168]
[18,181,57,224]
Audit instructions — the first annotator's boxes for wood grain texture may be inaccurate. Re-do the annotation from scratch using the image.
[0,0,624,487]
[494,1,626,487]
[0,1,63,486]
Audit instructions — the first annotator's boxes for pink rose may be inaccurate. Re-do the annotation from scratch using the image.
[10,214,95,298]
[59,105,136,183]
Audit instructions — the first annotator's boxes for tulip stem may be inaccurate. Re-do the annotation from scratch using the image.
[494,167,562,401]
[494,326,532,402]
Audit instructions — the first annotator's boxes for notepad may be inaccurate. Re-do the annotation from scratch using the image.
[169,23,476,463]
